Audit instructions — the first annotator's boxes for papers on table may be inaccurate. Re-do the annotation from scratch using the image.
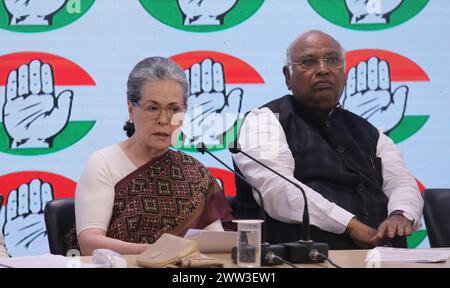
[366,247,450,263]
[184,229,237,253]
[0,254,101,268]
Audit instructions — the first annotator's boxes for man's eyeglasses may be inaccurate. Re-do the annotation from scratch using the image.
[132,102,185,119]
[289,56,344,70]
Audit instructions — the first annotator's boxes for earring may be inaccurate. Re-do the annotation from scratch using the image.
[129,119,133,124]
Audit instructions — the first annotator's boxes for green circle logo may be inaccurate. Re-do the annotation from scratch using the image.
[342,49,430,143]
[139,0,264,32]
[0,52,96,156]
[0,0,95,33]
[308,0,429,31]
[170,51,264,152]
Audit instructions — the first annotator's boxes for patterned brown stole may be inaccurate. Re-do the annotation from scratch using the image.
[106,149,233,244]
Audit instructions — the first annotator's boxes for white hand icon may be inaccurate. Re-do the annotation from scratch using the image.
[3,0,67,25]
[2,60,74,149]
[182,58,243,146]
[341,57,408,133]
[177,0,238,25]
[0,179,53,256]
[344,0,403,24]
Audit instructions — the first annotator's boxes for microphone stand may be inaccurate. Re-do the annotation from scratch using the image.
[229,142,329,263]
[196,143,285,266]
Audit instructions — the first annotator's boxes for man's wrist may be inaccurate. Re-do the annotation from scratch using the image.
[389,210,414,224]
[345,216,358,234]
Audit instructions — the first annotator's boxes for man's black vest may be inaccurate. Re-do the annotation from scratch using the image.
[233,95,406,249]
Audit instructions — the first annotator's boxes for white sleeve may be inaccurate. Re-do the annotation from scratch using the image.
[75,152,115,235]
[232,108,355,234]
[0,232,8,258]
[377,131,424,230]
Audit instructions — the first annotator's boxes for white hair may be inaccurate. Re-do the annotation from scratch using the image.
[127,56,188,104]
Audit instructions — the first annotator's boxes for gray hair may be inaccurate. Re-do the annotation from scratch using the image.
[127,56,189,104]
[285,30,346,74]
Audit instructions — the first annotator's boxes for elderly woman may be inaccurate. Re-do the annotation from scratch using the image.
[72,57,233,256]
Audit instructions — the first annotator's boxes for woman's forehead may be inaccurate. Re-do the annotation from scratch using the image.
[140,80,185,103]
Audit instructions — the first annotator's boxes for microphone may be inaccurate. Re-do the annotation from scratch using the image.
[197,142,265,227]
[229,141,329,263]
[196,142,285,266]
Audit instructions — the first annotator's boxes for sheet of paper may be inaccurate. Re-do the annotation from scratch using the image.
[183,229,203,239]
[366,247,450,263]
[0,254,101,268]
[184,230,237,253]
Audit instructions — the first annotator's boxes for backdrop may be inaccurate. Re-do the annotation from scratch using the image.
[0,0,448,256]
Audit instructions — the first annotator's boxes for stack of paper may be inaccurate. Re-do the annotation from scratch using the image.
[137,233,199,268]
[366,247,450,263]
[184,229,237,253]
[0,254,101,268]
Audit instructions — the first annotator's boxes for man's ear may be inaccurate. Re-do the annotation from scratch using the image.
[283,66,292,90]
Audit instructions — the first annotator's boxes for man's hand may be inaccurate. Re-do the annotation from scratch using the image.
[0,178,54,256]
[181,58,243,146]
[371,214,413,244]
[2,59,74,148]
[3,0,67,25]
[341,57,408,133]
[344,0,403,24]
[346,217,385,248]
[177,0,238,25]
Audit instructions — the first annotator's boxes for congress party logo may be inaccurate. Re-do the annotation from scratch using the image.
[209,167,236,197]
[0,52,96,156]
[0,0,94,33]
[170,51,264,152]
[308,0,428,31]
[341,49,429,143]
[0,171,76,256]
[139,0,264,32]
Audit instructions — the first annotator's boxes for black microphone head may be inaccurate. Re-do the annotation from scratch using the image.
[228,141,241,154]
[196,142,207,154]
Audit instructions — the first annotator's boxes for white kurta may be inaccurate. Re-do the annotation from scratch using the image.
[233,107,424,234]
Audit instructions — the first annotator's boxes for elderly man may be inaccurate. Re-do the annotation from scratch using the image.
[232,30,423,249]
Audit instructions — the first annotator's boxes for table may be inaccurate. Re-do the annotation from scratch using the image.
[81,249,450,268]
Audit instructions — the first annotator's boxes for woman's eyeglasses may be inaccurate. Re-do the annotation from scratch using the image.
[132,102,185,119]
